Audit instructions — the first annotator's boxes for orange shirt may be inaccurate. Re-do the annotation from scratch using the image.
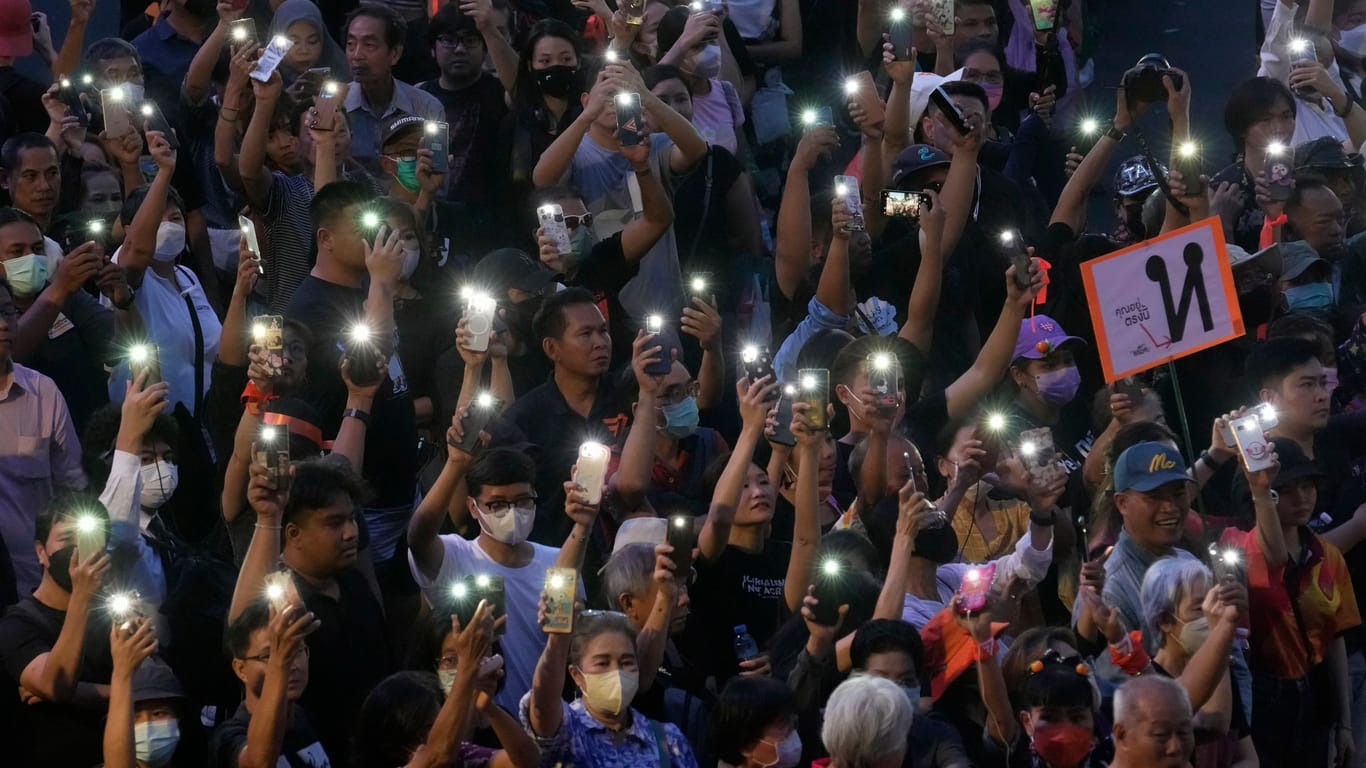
[1230,527,1362,680]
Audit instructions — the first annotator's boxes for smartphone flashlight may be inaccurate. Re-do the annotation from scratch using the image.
[1079,117,1099,136]
[986,412,1006,431]
[450,582,469,600]
[1255,403,1277,422]
[690,275,707,294]
[605,49,619,63]
[801,108,817,126]
[264,571,290,606]
[1267,140,1286,157]
[871,352,891,370]
[999,230,1017,245]
[272,34,289,48]
[349,323,372,343]
[820,558,840,577]
[890,7,906,22]
[109,592,135,616]
[360,211,380,229]
[964,567,983,585]
[475,574,493,589]
[548,571,569,589]
[109,85,126,102]
[252,322,267,341]
[129,344,150,364]
[742,345,759,363]
[60,76,72,89]
[323,80,339,96]
[646,314,663,334]
[76,514,100,536]
[1179,141,1198,158]
[1290,37,1310,55]
[801,372,818,390]
[232,26,248,41]
[425,120,441,135]
[843,77,860,96]
[1220,549,1240,566]
[1020,440,1038,457]
[475,392,497,409]
[615,92,633,106]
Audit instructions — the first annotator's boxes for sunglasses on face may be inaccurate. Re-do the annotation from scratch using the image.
[564,213,593,230]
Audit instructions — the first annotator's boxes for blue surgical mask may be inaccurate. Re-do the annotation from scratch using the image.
[659,396,700,439]
[1033,365,1081,407]
[900,684,921,708]
[693,44,722,79]
[569,225,596,268]
[2,253,47,298]
[1284,282,1336,315]
[134,718,180,767]
[395,156,421,193]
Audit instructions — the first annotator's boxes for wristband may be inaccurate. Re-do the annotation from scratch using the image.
[975,638,999,662]
[1199,449,1230,468]
[1109,629,1150,675]
[1105,124,1126,142]
[241,380,279,416]
[343,407,372,427]
[1029,508,1056,527]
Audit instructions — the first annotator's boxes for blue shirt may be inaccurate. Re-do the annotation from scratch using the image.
[344,77,446,171]
[130,16,202,117]
[519,696,699,768]
[773,295,849,384]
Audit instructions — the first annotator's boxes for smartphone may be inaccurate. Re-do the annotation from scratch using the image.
[810,558,845,626]
[254,423,291,493]
[929,86,971,136]
[128,343,162,385]
[239,215,263,274]
[108,591,145,632]
[74,513,107,558]
[453,393,501,453]
[1029,0,1056,31]
[798,368,830,430]
[1076,116,1103,153]
[622,0,646,24]
[61,219,105,254]
[959,563,996,613]
[344,323,384,388]
[471,574,506,623]
[866,352,900,406]
[1213,547,1246,585]
[1018,426,1067,485]
[666,514,697,578]
[464,293,496,352]
[1219,403,1278,447]
[422,120,450,174]
[887,13,914,61]
[1265,143,1293,203]
[741,345,775,384]
[575,442,611,505]
[538,204,573,256]
[313,82,342,129]
[543,568,577,634]
[844,71,885,128]
[228,17,256,47]
[834,175,864,232]
[979,412,1008,473]
[644,320,677,376]
[687,273,712,303]
[881,190,932,220]
[253,314,285,375]
[802,106,835,130]
[770,384,798,446]
[1175,141,1206,197]
[299,66,330,90]
[615,92,645,147]
[1231,414,1276,472]
[100,86,135,138]
[1289,38,1317,99]
[998,228,1033,289]
[57,76,90,126]
[929,0,955,35]
[250,35,295,82]
[1112,376,1145,402]
[138,100,178,149]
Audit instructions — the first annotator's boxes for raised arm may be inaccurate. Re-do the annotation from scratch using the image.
[228,464,288,622]
[410,605,493,768]
[531,76,606,188]
[700,377,778,560]
[20,549,110,702]
[528,618,572,738]
[185,9,236,105]
[1051,80,1137,233]
[120,132,177,282]
[408,422,475,582]
[818,199,855,316]
[238,70,284,211]
[1249,454,1287,568]
[218,240,260,366]
[610,62,706,174]
[959,602,1016,746]
[54,1,94,78]
[942,262,1041,420]
[881,50,916,160]
[466,0,518,92]
[332,360,379,469]
[214,46,257,194]
[613,333,666,511]
[1178,581,1245,711]
[619,146,675,260]
[13,243,101,363]
[553,481,601,571]
[102,621,158,768]
[635,546,680,692]
[785,403,824,612]
[239,606,318,768]
[899,190,945,354]
[935,115,984,260]
[683,296,725,409]
[774,127,837,300]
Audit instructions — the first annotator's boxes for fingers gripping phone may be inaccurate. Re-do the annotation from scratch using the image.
[667,514,697,578]
[452,393,501,453]
[798,368,830,430]
[615,92,645,147]
[929,86,971,136]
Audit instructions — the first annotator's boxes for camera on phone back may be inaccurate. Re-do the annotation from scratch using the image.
[1122,53,1182,105]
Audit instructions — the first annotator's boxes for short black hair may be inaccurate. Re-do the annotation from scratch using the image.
[643,63,686,91]
[1,133,58,175]
[1224,77,1296,152]
[851,618,926,682]
[709,676,796,764]
[0,206,40,231]
[224,600,272,660]
[354,672,444,766]
[1286,174,1335,214]
[428,2,479,46]
[85,37,142,68]
[1019,658,1095,710]
[36,492,108,544]
[81,401,179,490]
[1245,336,1322,392]
[1268,313,1335,361]
[311,180,375,233]
[347,3,407,50]
[936,81,990,117]
[121,184,186,227]
[282,458,369,526]
[532,286,599,342]
[465,447,536,498]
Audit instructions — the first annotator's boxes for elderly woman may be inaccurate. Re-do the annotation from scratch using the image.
[1137,558,1257,768]
[818,675,913,768]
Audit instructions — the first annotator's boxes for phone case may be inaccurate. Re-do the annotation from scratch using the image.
[254,315,285,374]
[811,560,845,625]
[1213,548,1246,585]
[58,80,89,126]
[645,327,677,376]
[742,346,775,384]
[1232,415,1275,472]
[575,442,610,504]
[798,368,830,430]
[344,331,383,388]
[687,273,712,303]
[616,93,644,146]
[997,229,1032,288]
[929,87,970,136]
[129,344,162,386]
[75,518,107,558]
[453,395,502,453]
[809,106,834,128]
[1265,150,1293,202]
[959,563,996,612]
[930,0,955,35]
[543,568,577,634]
[1018,426,1067,485]
[1218,403,1279,446]
[1176,147,1206,197]
[622,0,646,24]
[228,18,256,46]
[100,88,134,138]
[1029,0,1056,30]
[888,22,914,61]
[313,85,341,129]
[464,296,495,352]
[473,574,506,620]
[254,427,292,493]
[667,515,697,577]
[422,121,450,174]
[538,205,573,256]
[834,175,865,232]
[847,71,885,128]
[771,385,798,446]
[138,100,178,148]
[250,36,294,82]
[866,354,900,405]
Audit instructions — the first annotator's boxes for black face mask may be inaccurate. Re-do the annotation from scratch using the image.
[534,66,579,99]
[47,546,75,591]
[913,524,959,565]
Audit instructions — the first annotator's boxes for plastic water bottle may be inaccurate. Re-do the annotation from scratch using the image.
[733,624,760,662]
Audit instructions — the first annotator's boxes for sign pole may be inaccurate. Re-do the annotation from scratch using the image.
[1165,360,1206,518]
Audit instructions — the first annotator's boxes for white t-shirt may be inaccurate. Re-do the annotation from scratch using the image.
[408,535,567,713]
[1258,0,1350,146]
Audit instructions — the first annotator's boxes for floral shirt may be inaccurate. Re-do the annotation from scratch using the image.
[519,694,698,768]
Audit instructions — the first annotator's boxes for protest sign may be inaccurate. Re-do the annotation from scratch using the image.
[1081,217,1244,382]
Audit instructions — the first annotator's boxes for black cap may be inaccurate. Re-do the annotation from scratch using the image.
[1268,437,1325,489]
[379,112,425,148]
[891,145,951,188]
[1294,136,1364,171]
[472,248,556,296]
[131,657,184,703]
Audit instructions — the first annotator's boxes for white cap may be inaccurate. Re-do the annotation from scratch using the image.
[612,517,667,554]
[908,68,964,128]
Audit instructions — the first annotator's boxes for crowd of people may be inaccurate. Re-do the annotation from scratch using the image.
[2,0,1366,765]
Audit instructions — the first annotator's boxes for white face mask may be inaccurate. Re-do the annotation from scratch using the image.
[1341,25,1366,57]
[438,668,457,694]
[138,459,179,509]
[134,718,180,767]
[153,221,186,262]
[756,730,803,768]
[693,43,722,79]
[400,245,421,280]
[476,504,535,545]
[579,668,638,716]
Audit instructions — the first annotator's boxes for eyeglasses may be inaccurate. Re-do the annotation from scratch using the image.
[241,644,311,664]
[659,381,700,405]
[564,213,593,230]
[474,495,538,516]
[437,654,459,669]
[436,34,484,50]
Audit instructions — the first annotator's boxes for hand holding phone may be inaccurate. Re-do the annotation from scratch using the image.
[958,563,996,613]
[543,568,577,634]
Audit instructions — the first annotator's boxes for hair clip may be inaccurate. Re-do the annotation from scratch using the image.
[1035,340,1053,354]
[1075,663,1091,676]
[1028,660,1044,674]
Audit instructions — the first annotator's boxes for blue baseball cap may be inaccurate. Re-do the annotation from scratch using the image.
[1113,441,1190,493]
[1012,315,1085,361]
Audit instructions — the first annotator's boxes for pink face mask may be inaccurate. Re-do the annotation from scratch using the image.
[981,81,1004,113]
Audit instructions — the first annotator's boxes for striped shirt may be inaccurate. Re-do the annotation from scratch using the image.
[263,172,318,314]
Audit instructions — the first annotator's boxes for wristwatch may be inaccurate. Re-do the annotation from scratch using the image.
[1105,124,1126,143]
[342,407,372,427]
[1029,507,1057,527]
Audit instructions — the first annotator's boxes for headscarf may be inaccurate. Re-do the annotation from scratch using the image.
[269,0,350,83]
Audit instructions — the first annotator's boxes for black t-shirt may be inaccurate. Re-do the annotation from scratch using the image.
[27,289,115,434]
[431,344,552,434]
[906,712,971,768]
[0,67,50,135]
[418,75,509,207]
[208,701,332,768]
[0,596,114,767]
[293,568,393,765]
[286,276,418,508]
[566,233,641,367]
[394,292,456,409]
[671,146,744,278]
[1314,412,1366,648]
[678,541,793,687]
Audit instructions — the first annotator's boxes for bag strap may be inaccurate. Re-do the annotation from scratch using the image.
[176,266,206,418]
[687,149,715,263]
[649,718,671,768]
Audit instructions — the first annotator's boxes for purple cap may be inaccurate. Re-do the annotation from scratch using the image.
[1012,315,1085,361]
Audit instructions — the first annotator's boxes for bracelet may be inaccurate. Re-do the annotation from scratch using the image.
[1199,449,1229,468]
[343,407,372,426]
[255,523,282,530]
[1028,508,1056,527]
[975,638,999,662]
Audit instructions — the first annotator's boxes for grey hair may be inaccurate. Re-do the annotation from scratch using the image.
[600,543,656,613]
[1113,674,1191,726]
[821,675,914,768]
[1139,557,1212,656]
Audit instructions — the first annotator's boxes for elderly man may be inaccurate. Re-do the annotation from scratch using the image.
[1110,676,1195,768]
[821,674,915,768]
